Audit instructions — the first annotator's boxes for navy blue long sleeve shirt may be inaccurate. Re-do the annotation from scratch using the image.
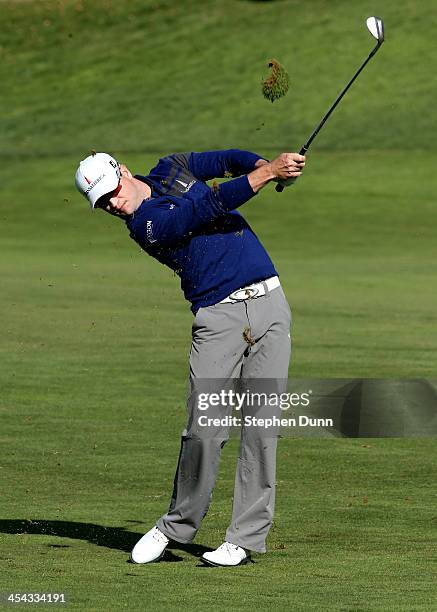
[126,149,278,313]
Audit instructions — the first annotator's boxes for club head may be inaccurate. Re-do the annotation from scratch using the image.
[366,16,385,44]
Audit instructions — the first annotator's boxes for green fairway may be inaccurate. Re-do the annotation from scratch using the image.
[1,0,436,610]
[1,150,436,610]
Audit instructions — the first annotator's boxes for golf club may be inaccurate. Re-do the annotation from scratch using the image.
[276,16,385,192]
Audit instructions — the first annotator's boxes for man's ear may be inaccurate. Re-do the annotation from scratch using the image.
[119,164,133,179]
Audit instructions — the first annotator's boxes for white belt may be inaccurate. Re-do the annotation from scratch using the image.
[219,276,280,304]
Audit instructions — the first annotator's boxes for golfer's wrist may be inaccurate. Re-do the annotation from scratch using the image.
[254,158,270,169]
[248,163,275,193]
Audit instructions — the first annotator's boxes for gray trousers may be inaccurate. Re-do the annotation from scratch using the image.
[156,285,291,553]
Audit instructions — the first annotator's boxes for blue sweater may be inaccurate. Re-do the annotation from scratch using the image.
[125,149,278,313]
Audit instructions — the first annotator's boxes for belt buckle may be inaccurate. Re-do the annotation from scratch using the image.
[229,286,260,301]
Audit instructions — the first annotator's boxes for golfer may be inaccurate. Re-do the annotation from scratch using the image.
[75,149,305,566]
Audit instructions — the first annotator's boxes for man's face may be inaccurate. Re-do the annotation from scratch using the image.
[95,175,138,216]
[95,165,147,216]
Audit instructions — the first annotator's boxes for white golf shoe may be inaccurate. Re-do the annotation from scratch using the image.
[201,542,250,567]
[130,526,169,564]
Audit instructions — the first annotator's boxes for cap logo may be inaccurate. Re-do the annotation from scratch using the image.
[84,173,104,195]
[84,176,92,185]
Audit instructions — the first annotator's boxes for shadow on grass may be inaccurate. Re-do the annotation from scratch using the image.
[0,519,211,560]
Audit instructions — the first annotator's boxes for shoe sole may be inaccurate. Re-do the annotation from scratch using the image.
[200,555,251,567]
[129,549,166,564]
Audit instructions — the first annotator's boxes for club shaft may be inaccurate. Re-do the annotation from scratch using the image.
[302,42,381,152]
[276,41,382,193]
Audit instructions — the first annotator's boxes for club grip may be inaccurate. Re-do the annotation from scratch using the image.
[275,145,308,193]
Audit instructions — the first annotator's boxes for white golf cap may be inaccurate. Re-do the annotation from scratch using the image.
[75,152,121,209]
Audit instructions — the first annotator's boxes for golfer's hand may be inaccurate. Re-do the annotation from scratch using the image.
[270,153,306,182]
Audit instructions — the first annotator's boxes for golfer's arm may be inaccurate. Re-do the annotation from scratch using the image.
[189,150,267,181]
[247,161,275,193]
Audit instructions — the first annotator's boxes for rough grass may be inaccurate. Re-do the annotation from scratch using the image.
[1,0,437,157]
